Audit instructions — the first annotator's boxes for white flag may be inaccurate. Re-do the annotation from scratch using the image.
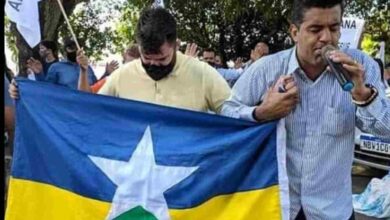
[339,17,365,49]
[153,0,164,8]
[5,0,41,48]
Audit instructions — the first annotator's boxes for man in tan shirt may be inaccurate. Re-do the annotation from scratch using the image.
[88,8,230,113]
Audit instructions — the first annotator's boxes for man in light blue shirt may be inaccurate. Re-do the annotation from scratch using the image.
[222,0,390,219]
[215,67,241,87]
[202,49,241,87]
[45,38,97,89]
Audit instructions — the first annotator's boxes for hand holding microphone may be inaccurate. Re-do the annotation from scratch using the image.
[321,45,354,91]
[321,45,374,102]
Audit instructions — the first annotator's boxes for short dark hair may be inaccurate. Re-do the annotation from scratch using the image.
[40,40,58,58]
[40,40,58,53]
[291,0,344,27]
[136,7,177,54]
[202,48,215,54]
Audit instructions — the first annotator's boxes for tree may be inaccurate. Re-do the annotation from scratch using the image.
[124,0,293,63]
[7,0,388,75]
[58,1,120,60]
[345,0,390,62]
[168,0,294,62]
[6,0,89,76]
[6,0,125,75]
[167,0,389,63]
[109,1,143,54]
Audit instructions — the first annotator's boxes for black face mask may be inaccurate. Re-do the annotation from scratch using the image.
[66,51,77,63]
[142,53,176,81]
[387,79,390,86]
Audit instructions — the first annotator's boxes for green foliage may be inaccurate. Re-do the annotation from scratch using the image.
[58,1,119,61]
[345,0,389,63]
[127,0,293,62]
[55,0,388,62]
[109,2,143,54]
[361,34,379,56]
[4,17,19,63]
[6,0,389,66]
[56,0,145,59]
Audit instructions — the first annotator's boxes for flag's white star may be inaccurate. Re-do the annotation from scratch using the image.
[89,126,198,220]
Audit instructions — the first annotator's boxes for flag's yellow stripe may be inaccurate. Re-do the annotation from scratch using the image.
[169,185,281,220]
[6,178,281,220]
[5,178,111,220]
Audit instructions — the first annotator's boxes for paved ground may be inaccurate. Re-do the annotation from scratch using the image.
[352,164,388,220]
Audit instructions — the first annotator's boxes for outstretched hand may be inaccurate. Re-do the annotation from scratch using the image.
[185,43,199,58]
[234,57,243,69]
[105,60,119,75]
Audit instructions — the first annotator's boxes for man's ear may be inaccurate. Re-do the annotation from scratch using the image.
[290,23,299,43]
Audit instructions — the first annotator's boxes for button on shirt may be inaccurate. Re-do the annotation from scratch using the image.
[98,52,231,113]
[222,47,390,220]
[45,60,97,89]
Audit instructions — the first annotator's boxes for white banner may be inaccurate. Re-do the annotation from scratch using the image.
[5,0,41,48]
[339,17,365,49]
[153,0,164,8]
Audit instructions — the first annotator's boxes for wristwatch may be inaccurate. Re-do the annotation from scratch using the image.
[351,84,378,107]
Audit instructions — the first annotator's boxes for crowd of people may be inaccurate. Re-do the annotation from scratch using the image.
[4,0,390,219]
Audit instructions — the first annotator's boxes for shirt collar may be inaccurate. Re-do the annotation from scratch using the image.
[287,46,301,75]
[287,46,322,83]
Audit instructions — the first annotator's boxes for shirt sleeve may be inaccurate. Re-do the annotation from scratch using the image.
[217,68,240,81]
[45,64,58,83]
[203,65,231,114]
[217,68,241,87]
[34,61,50,81]
[98,70,119,97]
[34,72,46,81]
[221,60,269,122]
[355,53,390,140]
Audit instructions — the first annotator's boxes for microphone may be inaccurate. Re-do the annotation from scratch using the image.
[321,45,354,91]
